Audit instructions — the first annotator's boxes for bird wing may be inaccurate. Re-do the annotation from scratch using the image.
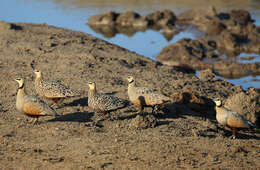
[43,80,79,98]
[226,110,250,128]
[97,94,126,111]
[23,96,47,116]
[136,87,170,105]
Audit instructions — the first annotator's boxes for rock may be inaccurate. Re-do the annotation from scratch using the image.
[157,38,209,66]
[129,115,157,129]
[216,31,238,55]
[212,61,260,79]
[206,20,226,35]
[88,11,119,26]
[229,9,252,26]
[216,30,252,56]
[116,9,148,29]
[162,25,180,41]
[199,69,215,80]
[177,6,217,25]
[146,9,177,28]
[224,92,260,125]
[157,36,260,79]
[177,7,256,38]
[177,6,219,33]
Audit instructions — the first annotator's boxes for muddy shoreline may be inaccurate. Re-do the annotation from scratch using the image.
[0,20,259,169]
[89,8,260,79]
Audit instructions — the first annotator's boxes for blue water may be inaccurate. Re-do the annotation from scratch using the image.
[0,0,259,89]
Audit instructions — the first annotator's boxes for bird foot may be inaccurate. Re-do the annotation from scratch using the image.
[152,105,160,114]
[32,120,40,125]
[230,135,236,139]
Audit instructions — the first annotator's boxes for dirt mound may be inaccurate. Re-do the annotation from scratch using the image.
[224,91,260,125]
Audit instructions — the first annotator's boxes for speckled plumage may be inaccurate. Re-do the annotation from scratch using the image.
[127,76,171,113]
[88,82,127,113]
[214,98,255,138]
[34,70,80,104]
[15,78,59,123]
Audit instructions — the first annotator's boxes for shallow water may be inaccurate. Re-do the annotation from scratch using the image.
[0,0,259,89]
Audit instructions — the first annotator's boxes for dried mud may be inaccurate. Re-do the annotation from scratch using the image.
[0,21,259,169]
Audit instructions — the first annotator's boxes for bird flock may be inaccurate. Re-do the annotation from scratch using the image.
[14,71,255,139]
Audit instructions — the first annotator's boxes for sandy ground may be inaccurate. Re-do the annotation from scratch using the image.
[0,21,259,169]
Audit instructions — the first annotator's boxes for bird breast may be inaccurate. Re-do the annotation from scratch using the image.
[216,107,228,125]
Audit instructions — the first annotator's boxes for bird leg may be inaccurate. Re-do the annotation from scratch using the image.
[137,105,144,113]
[51,98,64,108]
[152,105,160,114]
[96,110,108,120]
[32,117,39,125]
[231,128,237,139]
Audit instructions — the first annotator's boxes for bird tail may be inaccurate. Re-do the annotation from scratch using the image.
[248,120,256,129]
[162,97,172,105]
[67,89,81,97]
[53,108,62,117]
[46,105,62,117]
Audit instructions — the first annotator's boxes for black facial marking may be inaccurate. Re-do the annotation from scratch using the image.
[18,83,24,89]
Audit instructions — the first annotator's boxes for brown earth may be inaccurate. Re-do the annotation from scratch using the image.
[0,21,259,169]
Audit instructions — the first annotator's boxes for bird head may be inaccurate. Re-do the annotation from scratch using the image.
[88,82,96,90]
[33,70,42,79]
[14,78,24,88]
[213,98,222,107]
[127,76,134,84]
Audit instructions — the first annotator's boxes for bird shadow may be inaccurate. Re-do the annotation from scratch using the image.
[63,97,88,107]
[116,112,140,120]
[104,91,118,95]
[199,126,260,140]
[156,120,172,126]
[48,111,93,122]
[229,128,260,140]
[156,92,217,121]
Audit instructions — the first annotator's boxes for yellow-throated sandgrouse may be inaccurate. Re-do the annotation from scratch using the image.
[127,76,171,113]
[88,82,127,114]
[15,78,59,124]
[34,70,80,106]
[213,98,255,139]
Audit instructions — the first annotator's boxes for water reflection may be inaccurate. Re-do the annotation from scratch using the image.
[203,52,260,64]
[238,53,260,64]
[89,22,181,41]
[196,71,260,89]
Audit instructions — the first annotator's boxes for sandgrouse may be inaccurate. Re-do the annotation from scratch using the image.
[127,76,171,113]
[15,78,59,124]
[213,98,255,139]
[34,70,80,107]
[88,82,127,114]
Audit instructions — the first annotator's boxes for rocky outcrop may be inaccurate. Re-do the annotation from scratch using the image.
[88,9,179,40]
[157,38,260,78]
[157,7,260,79]
[146,9,177,29]
[116,9,148,29]
[88,11,119,27]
